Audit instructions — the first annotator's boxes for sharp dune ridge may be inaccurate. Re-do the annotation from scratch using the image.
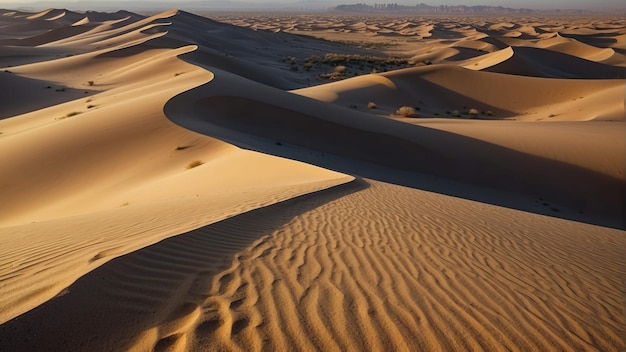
[0,7,625,352]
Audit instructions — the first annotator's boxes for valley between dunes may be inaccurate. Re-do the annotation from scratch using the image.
[0,8,625,351]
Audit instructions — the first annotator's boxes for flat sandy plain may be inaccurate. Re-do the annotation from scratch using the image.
[0,8,625,351]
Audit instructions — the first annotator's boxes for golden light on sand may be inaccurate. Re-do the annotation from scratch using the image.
[0,8,625,351]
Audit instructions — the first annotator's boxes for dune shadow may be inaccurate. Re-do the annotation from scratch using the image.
[163,70,625,230]
[0,72,95,120]
[0,179,366,352]
[485,46,625,79]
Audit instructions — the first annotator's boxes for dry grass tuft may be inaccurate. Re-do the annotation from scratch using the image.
[396,106,416,117]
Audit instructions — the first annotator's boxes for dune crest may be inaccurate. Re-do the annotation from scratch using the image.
[0,8,352,323]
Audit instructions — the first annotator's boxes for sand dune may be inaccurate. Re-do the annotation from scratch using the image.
[0,8,352,323]
[164,66,624,227]
[1,7,625,352]
[2,179,624,351]
[295,64,624,120]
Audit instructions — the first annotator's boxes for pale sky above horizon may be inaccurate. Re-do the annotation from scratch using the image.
[0,0,624,10]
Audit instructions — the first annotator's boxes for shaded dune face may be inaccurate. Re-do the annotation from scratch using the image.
[176,93,624,227]
[1,7,625,352]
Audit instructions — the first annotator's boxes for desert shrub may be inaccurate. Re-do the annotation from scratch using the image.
[303,62,314,71]
[87,80,94,86]
[468,108,479,116]
[486,111,494,116]
[396,106,416,117]
[452,110,461,117]
[334,65,346,74]
[187,160,204,169]
[368,102,377,109]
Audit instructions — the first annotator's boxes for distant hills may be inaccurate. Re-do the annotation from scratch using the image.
[0,1,604,14]
[332,3,594,14]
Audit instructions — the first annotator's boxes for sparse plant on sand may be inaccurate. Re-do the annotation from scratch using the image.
[396,106,416,117]
[368,102,377,109]
[187,160,204,169]
[452,110,461,117]
[334,65,346,74]
[486,111,494,116]
[87,80,94,86]
[468,108,479,116]
[320,65,348,80]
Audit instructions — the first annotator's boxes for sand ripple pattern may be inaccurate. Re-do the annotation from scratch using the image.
[177,180,625,351]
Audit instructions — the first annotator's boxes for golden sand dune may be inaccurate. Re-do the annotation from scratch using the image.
[0,9,352,323]
[2,180,624,351]
[0,7,625,352]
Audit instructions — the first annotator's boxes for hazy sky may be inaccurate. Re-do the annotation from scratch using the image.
[0,0,624,10]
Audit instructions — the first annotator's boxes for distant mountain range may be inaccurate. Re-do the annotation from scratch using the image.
[0,1,604,14]
[332,3,593,15]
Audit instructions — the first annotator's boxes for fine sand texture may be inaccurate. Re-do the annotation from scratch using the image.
[1,8,625,352]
